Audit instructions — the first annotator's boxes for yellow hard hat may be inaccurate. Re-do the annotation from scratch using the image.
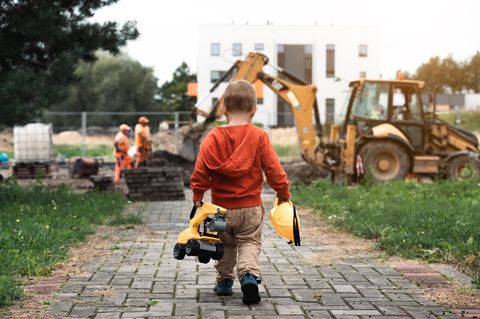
[270,199,301,246]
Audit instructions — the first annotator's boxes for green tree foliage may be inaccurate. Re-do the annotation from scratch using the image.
[50,53,159,126]
[466,52,480,92]
[0,0,139,126]
[414,52,480,93]
[157,62,197,112]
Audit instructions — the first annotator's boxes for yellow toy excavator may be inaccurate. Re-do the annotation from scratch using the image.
[173,202,227,264]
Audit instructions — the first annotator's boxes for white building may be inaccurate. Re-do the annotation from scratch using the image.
[197,24,380,127]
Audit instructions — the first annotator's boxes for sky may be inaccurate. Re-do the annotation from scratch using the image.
[93,0,480,84]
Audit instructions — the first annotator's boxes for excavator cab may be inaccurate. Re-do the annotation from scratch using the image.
[339,79,480,181]
[343,80,427,152]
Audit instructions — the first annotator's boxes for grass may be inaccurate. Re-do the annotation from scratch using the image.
[273,144,301,160]
[0,180,139,307]
[438,110,480,132]
[291,179,480,286]
[53,144,112,158]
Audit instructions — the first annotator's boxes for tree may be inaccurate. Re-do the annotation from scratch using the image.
[414,56,446,93]
[157,62,197,112]
[50,53,159,126]
[465,52,480,92]
[0,0,138,126]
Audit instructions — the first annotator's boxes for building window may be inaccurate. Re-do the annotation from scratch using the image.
[326,44,335,78]
[256,98,264,105]
[359,71,366,79]
[210,70,229,83]
[254,43,264,51]
[211,43,220,56]
[326,98,335,123]
[212,97,219,107]
[233,43,242,56]
[359,44,368,57]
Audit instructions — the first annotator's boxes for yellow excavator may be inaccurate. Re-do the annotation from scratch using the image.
[182,52,480,182]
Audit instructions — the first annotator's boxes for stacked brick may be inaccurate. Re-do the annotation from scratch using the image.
[124,167,185,201]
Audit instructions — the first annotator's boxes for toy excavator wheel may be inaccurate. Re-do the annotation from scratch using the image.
[173,243,186,260]
[446,156,480,179]
[212,244,224,260]
[198,256,211,264]
[359,141,410,182]
[186,239,200,256]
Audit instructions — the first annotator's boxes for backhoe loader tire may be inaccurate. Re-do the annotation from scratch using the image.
[359,141,410,182]
[198,256,211,264]
[173,243,186,260]
[446,155,480,179]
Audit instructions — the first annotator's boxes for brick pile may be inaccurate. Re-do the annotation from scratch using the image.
[13,162,51,178]
[90,175,114,191]
[124,167,185,201]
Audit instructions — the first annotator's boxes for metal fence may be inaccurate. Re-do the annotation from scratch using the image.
[41,111,299,158]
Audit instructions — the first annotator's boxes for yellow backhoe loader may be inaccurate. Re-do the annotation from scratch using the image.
[182,52,480,182]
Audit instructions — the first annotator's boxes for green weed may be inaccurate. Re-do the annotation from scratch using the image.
[292,179,480,279]
[0,180,133,307]
[53,144,112,158]
[0,276,23,307]
[273,144,300,159]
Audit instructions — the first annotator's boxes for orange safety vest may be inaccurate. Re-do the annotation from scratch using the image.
[135,124,151,149]
[114,131,130,157]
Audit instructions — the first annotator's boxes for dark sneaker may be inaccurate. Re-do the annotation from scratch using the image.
[214,278,233,296]
[240,272,261,304]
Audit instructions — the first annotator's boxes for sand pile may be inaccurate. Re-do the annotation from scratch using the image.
[270,127,298,145]
[52,131,113,145]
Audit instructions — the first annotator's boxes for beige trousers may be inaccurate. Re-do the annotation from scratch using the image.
[215,205,264,280]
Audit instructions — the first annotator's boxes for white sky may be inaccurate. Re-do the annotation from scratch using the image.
[93,0,480,84]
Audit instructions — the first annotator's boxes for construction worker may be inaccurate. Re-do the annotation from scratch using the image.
[113,124,132,184]
[134,116,152,168]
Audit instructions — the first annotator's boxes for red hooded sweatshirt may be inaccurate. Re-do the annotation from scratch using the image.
[190,124,290,209]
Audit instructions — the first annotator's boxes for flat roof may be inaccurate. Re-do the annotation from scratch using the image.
[350,79,425,88]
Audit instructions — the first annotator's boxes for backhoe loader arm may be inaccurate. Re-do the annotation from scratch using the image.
[202,52,323,165]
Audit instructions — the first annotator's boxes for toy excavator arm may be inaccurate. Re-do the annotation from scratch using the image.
[201,52,323,165]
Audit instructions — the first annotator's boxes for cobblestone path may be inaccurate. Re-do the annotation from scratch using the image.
[47,191,456,319]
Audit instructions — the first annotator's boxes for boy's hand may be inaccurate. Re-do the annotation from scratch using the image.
[193,201,203,207]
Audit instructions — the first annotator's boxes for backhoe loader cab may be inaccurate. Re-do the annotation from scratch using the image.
[332,79,480,182]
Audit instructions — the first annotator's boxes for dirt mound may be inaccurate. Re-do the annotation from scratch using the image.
[152,130,176,153]
[281,160,329,184]
[53,131,113,145]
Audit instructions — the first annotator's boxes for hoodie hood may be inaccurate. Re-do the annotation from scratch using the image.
[201,124,262,178]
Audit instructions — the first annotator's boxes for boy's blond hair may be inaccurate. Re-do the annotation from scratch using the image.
[223,80,256,113]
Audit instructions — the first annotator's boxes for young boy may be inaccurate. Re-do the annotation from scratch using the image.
[190,79,290,304]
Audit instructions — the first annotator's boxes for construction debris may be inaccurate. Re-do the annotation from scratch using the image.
[124,167,185,201]
[70,158,100,178]
[90,175,114,191]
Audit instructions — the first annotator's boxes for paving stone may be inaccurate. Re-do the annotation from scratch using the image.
[43,191,461,319]
[276,304,304,315]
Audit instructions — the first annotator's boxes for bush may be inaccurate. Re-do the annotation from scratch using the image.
[53,144,112,158]
[0,276,22,307]
[292,179,480,279]
[0,180,135,307]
